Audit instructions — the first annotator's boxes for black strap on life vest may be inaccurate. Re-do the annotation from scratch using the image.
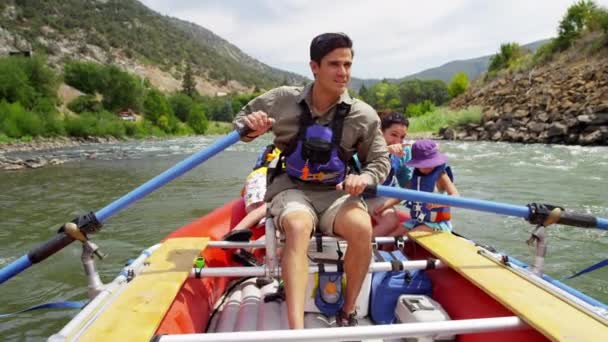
[269,101,351,185]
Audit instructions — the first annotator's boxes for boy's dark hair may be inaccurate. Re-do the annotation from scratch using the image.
[310,32,354,64]
[379,111,409,131]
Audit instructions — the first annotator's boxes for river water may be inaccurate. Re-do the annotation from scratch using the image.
[0,136,607,341]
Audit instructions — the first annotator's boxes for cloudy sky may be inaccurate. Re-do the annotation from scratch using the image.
[138,0,603,79]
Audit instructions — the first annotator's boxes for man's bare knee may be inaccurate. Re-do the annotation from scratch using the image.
[282,211,314,240]
[334,204,372,242]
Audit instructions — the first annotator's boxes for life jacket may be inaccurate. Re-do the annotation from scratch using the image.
[405,164,454,223]
[252,144,281,171]
[382,154,401,186]
[282,101,351,185]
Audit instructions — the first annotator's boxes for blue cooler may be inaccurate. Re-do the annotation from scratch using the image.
[370,250,433,324]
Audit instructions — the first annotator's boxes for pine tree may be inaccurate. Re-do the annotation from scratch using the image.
[182,63,197,98]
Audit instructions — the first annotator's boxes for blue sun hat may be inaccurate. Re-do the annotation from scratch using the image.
[405,139,448,168]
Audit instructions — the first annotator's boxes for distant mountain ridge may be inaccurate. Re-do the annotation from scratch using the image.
[350,39,550,91]
[0,0,308,95]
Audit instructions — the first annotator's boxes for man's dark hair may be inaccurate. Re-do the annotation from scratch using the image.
[310,32,354,64]
[379,111,409,131]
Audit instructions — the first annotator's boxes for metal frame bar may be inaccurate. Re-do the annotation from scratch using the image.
[190,259,442,278]
[205,236,409,249]
[154,316,527,342]
[48,244,162,342]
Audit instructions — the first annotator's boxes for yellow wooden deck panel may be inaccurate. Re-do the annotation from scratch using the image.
[75,237,208,342]
[410,231,608,341]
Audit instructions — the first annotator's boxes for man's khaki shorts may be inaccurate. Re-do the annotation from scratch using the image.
[268,189,367,236]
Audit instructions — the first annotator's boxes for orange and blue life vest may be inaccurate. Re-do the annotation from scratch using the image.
[406,164,454,223]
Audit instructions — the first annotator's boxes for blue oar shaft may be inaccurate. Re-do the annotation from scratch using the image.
[96,130,242,222]
[376,186,529,218]
[0,256,31,284]
[373,185,608,230]
[1,129,245,285]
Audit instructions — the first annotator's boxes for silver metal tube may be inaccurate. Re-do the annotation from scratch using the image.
[189,259,442,278]
[48,244,161,342]
[155,316,527,342]
[205,236,409,249]
[264,219,278,278]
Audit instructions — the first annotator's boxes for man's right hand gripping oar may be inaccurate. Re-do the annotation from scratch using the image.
[239,111,275,141]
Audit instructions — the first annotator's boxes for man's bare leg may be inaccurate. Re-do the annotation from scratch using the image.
[333,203,373,314]
[281,211,315,329]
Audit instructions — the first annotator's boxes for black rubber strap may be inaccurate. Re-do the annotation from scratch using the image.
[391,260,403,271]
[315,232,323,252]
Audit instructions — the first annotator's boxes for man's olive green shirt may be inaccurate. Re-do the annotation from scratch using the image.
[233,83,390,200]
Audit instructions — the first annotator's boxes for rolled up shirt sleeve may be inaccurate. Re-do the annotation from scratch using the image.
[232,88,281,141]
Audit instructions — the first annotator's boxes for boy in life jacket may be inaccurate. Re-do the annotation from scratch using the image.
[373,139,458,233]
[363,112,414,237]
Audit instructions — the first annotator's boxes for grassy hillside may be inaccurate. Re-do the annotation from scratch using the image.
[0,0,308,89]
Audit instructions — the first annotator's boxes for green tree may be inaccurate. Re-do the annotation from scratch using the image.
[143,89,173,125]
[64,61,105,94]
[169,93,194,122]
[555,0,597,51]
[101,66,144,112]
[0,60,36,107]
[68,95,103,113]
[358,84,368,100]
[488,43,525,72]
[181,63,198,98]
[187,104,209,134]
[406,100,436,118]
[448,72,469,98]
[0,56,58,109]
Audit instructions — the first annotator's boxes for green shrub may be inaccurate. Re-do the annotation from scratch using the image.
[68,95,103,113]
[406,100,436,118]
[187,104,209,134]
[0,59,37,108]
[0,101,45,138]
[100,66,144,112]
[63,60,106,94]
[408,106,482,133]
[169,93,194,122]
[555,0,598,51]
[144,89,173,124]
[64,111,127,138]
[448,72,469,98]
[488,43,526,72]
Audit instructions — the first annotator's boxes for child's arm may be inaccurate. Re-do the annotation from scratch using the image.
[438,172,459,196]
[427,173,459,209]
[233,203,267,231]
[373,197,401,216]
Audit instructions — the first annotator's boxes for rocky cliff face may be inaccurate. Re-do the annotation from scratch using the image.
[445,52,608,145]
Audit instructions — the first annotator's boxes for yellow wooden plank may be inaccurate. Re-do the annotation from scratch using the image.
[410,231,607,341]
[76,237,208,342]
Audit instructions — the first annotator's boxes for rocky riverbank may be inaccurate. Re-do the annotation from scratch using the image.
[444,50,608,145]
[0,136,122,170]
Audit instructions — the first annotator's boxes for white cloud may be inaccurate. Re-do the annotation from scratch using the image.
[138,0,600,78]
